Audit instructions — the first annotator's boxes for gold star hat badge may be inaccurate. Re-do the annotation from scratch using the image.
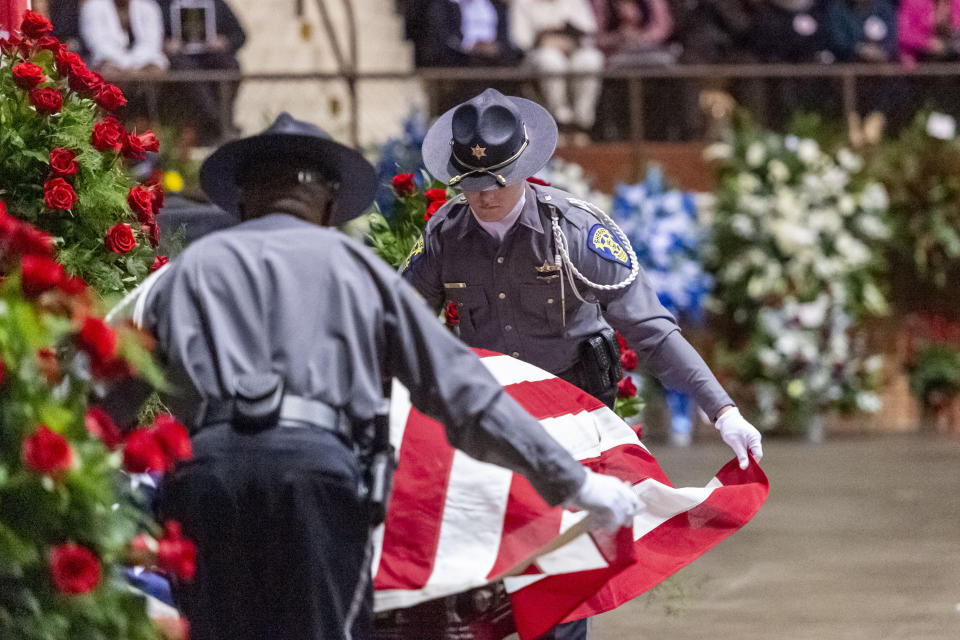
[471,144,487,160]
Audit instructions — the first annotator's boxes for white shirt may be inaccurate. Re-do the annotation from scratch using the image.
[80,0,169,70]
[453,0,498,50]
[509,0,598,51]
[471,189,526,242]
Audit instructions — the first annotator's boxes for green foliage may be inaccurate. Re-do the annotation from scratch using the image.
[909,344,960,407]
[872,111,960,294]
[367,170,447,269]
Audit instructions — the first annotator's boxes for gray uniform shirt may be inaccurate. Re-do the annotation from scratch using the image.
[141,213,585,505]
[401,183,734,419]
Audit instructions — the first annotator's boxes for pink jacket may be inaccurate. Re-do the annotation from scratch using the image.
[899,0,960,62]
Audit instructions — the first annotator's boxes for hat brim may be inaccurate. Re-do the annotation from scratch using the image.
[200,133,377,226]
[422,96,558,191]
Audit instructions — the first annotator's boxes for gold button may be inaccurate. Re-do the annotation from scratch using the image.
[547,298,554,304]
[498,292,506,300]
[511,351,520,358]
[497,257,504,264]
[505,325,513,331]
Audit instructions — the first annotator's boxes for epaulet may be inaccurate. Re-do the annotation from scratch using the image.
[424,195,468,234]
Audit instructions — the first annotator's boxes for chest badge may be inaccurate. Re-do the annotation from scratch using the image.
[535,259,560,281]
[587,224,630,266]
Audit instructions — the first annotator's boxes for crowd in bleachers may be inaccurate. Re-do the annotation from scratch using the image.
[403,0,960,141]
[38,0,245,142]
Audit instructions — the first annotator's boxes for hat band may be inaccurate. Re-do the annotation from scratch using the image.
[448,125,529,187]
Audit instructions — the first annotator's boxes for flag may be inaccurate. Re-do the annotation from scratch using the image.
[372,349,769,639]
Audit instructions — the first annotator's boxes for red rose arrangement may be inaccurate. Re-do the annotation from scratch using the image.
[0,15,163,295]
[369,173,453,269]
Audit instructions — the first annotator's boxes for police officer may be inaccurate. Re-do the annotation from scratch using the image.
[129,113,640,640]
[401,88,764,640]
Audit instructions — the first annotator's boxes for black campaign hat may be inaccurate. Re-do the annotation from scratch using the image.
[422,88,558,191]
[199,113,377,225]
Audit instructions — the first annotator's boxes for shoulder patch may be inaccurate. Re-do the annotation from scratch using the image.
[401,234,424,272]
[587,224,630,266]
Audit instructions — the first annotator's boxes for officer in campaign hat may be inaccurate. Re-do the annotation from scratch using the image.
[123,113,640,640]
[400,89,764,639]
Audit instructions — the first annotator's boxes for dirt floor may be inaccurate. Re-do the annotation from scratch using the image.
[591,434,960,640]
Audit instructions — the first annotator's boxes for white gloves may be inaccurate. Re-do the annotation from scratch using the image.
[566,469,639,533]
[715,407,763,470]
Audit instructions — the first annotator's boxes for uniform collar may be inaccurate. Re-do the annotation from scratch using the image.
[455,183,545,240]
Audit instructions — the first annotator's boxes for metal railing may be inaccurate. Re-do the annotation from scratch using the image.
[104,62,960,146]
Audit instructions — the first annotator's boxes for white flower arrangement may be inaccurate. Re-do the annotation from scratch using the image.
[706,124,891,431]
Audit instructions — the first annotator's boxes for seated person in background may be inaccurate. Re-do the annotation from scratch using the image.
[80,0,168,72]
[157,0,246,141]
[671,0,759,64]
[593,0,675,65]
[422,0,522,66]
[899,0,960,62]
[750,0,831,63]
[825,0,897,62]
[510,0,604,143]
[48,0,84,55]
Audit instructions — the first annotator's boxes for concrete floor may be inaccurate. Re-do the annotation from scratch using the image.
[591,435,960,640]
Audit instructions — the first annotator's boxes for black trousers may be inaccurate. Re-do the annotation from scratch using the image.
[160,423,371,640]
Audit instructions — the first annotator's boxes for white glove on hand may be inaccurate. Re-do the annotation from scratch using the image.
[715,407,763,470]
[566,470,640,533]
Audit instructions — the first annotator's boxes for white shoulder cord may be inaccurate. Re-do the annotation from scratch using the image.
[104,262,172,327]
[550,198,641,310]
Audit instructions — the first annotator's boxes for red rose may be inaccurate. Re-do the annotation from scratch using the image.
[150,183,164,210]
[36,35,63,53]
[127,186,154,222]
[123,428,167,474]
[12,62,45,90]
[526,176,551,186]
[141,222,160,248]
[49,147,79,177]
[68,65,102,94]
[157,521,196,581]
[137,130,160,153]
[424,199,444,221]
[95,83,126,112]
[150,255,169,273]
[30,88,63,114]
[21,10,53,39]
[620,348,638,371]
[616,332,627,350]
[128,534,158,567]
[77,316,117,365]
[36,348,60,384]
[10,224,54,257]
[56,49,86,76]
[152,414,192,464]
[444,301,459,326]
[391,173,416,196]
[424,188,447,202]
[43,177,77,211]
[617,376,638,398]
[105,223,136,253]
[0,358,5,385]
[91,117,125,152]
[58,274,88,296]
[49,543,100,595]
[85,407,123,450]
[0,33,22,56]
[21,254,64,297]
[23,425,73,474]
[122,131,147,160]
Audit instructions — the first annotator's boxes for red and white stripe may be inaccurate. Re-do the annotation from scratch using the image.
[372,350,769,638]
